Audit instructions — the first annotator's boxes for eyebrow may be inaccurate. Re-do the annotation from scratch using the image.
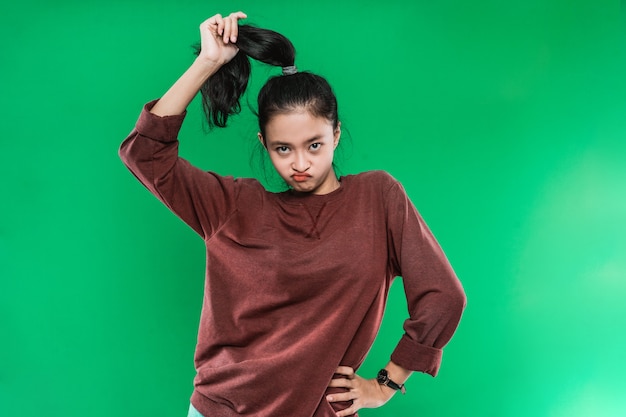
[268,135,324,147]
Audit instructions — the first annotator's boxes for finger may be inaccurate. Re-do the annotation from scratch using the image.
[222,17,232,43]
[326,392,356,403]
[328,378,353,388]
[336,404,358,417]
[205,14,219,24]
[204,16,217,33]
[230,11,246,42]
[335,366,355,378]
[215,14,224,36]
[230,17,239,42]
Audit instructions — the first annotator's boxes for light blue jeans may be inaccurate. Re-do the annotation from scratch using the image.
[187,403,205,417]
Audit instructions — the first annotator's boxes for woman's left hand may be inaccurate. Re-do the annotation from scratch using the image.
[326,366,396,416]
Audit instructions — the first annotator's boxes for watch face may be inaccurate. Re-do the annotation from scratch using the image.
[377,369,389,383]
[376,369,404,393]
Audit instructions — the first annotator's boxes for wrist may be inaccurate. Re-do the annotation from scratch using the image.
[191,56,222,78]
[378,380,398,399]
[377,361,412,395]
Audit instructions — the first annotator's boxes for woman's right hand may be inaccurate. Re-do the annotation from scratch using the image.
[148,11,248,116]
[197,11,248,67]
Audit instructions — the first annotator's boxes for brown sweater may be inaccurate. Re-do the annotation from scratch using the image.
[119,101,466,417]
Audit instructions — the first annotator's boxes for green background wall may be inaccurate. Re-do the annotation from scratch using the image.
[2,1,625,416]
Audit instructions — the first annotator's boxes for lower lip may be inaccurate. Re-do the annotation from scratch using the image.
[292,175,311,182]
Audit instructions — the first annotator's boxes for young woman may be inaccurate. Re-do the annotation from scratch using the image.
[119,11,466,417]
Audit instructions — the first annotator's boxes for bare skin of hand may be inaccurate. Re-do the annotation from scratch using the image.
[326,366,396,417]
[198,11,247,66]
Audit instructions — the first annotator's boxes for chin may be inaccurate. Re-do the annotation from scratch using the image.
[291,184,312,193]
[290,181,318,193]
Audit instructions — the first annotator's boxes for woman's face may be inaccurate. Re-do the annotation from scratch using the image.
[259,109,341,195]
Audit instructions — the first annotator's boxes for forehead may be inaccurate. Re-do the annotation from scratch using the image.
[264,110,334,144]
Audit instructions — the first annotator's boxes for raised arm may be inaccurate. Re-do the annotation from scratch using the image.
[151,11,247,116]
[118,12,248,238]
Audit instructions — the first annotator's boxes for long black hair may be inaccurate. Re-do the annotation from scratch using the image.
[193,25,338,135]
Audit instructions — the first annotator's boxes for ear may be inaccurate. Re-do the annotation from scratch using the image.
[257,132,267,148]
[333,122,341,149]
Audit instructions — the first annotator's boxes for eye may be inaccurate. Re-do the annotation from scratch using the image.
[310,143,322,151]
[276,146,290,154]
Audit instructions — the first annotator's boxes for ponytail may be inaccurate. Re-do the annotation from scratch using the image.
[193,25,296,128]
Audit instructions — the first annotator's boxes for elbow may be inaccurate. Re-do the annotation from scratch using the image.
[432,288,466,349]
[437,281,467,329]
[456,283,467,311]
[449,280,467,318]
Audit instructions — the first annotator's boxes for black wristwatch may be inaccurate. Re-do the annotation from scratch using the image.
[376,369,406,394]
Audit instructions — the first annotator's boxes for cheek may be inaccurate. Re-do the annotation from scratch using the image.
[320,149,336,165]
[268,154,289,173]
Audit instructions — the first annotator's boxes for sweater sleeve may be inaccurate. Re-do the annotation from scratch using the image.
[386,182,466,376]
[118,100,239,239]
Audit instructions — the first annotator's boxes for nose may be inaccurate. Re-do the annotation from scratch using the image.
[292,151,310,172]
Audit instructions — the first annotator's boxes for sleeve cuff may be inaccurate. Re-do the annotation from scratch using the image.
[135,99,187,143]
[390,333,443,377]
